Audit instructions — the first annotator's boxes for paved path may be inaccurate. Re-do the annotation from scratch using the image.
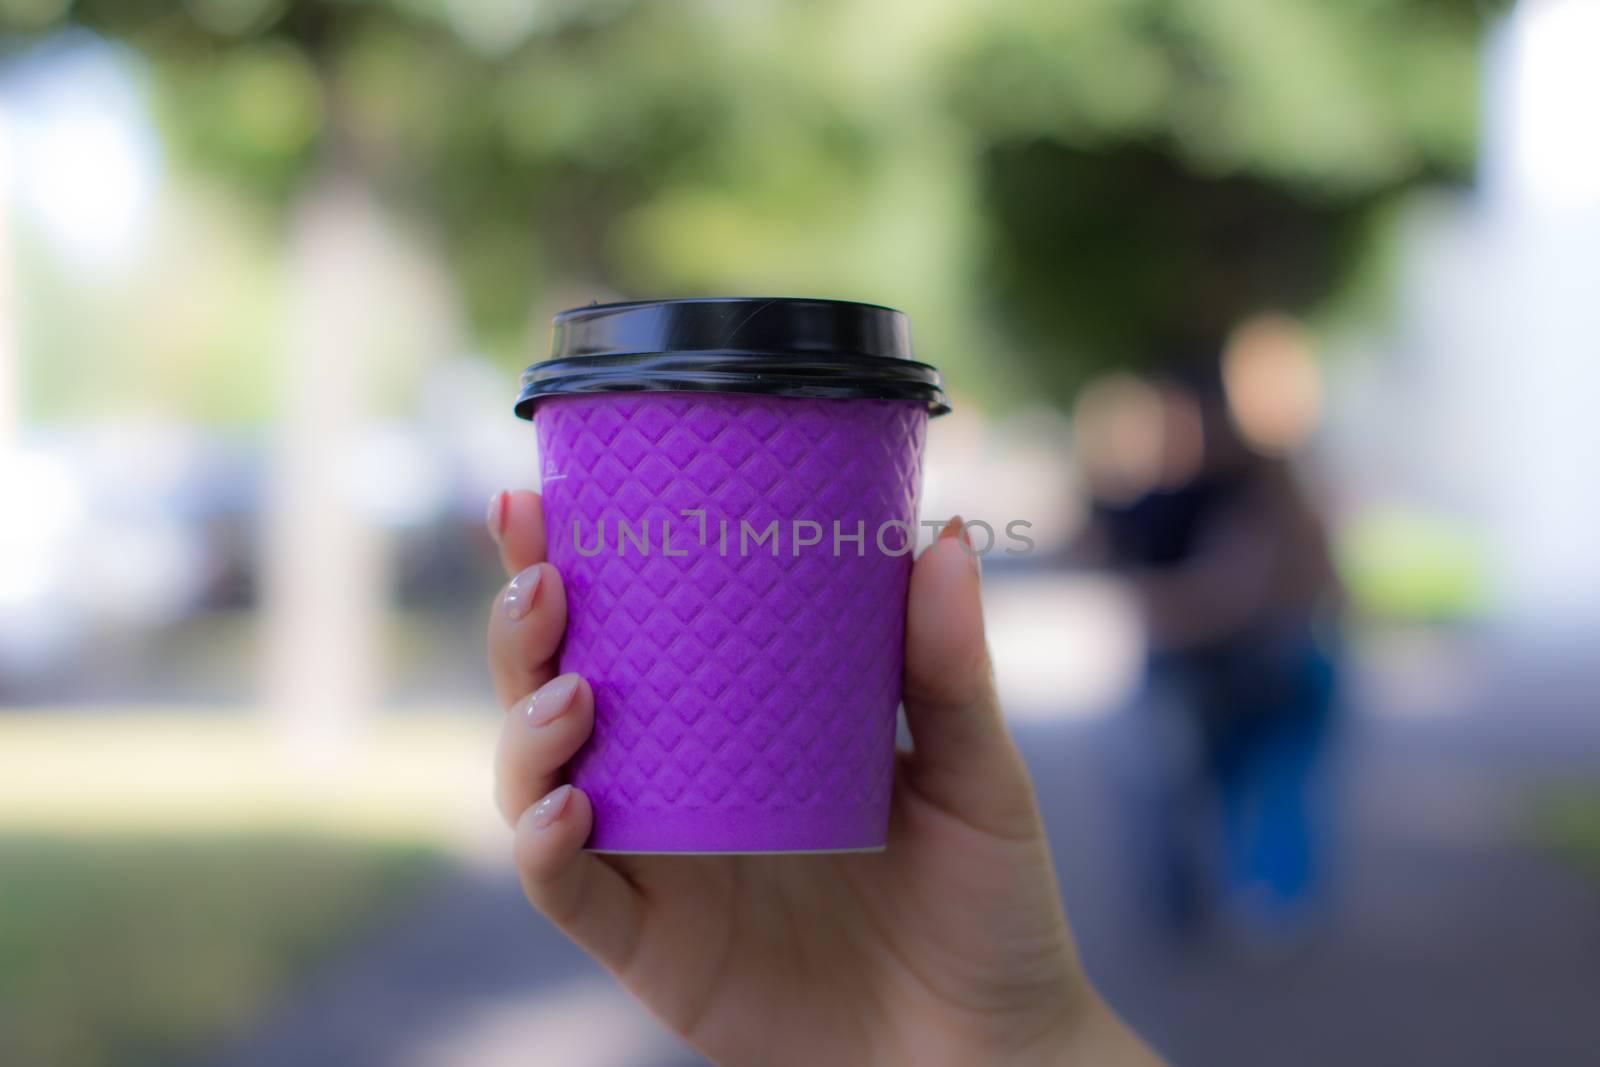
[204,635,1600,1067]
[1041,718,1600,1065]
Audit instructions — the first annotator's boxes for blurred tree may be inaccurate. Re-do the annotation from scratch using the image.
[944,0,1504,386]
[23,0,1505,402]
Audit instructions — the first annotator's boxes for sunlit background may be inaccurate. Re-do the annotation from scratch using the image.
[3,1,1598,1065]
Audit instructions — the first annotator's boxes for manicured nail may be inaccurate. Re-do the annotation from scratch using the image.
[940,515,981,574]
[504,564,542,621]
[533,784,572,829]
[523,673,580,727]
[487,490,508,547]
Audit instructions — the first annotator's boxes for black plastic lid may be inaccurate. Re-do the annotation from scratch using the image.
[515,297,950,418]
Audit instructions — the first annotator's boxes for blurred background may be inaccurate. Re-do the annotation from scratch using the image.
[2,0,1598,1064]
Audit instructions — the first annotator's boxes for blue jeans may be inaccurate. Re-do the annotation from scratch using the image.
[1132,632,1338,933]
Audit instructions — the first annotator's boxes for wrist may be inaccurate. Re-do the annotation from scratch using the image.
[951,978,1107,1066]
[1047,994,1166,1067]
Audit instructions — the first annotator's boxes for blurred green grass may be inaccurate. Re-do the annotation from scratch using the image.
[1338,508,1490,623]
[1533,791,1600,883]
[0,833,445,1067]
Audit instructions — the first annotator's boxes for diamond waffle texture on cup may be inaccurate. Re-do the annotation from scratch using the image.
[535,392,927,847]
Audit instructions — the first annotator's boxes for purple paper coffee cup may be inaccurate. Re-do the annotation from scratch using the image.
[516,298,949,853]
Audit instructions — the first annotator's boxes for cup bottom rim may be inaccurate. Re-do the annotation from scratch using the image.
[586,845,887,856]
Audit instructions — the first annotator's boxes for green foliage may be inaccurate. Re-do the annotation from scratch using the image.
[1337,507,1489,622]
[944,0,1501,377]
[946,0,1495,189]
[153,39,324,198]
[0,0,71,31]
[976,140,1373,386]
[41,0,1505,404]
[1531,788,1600,885]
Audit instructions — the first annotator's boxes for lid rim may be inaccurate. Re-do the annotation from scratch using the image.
[519,297,951,418]
[521,349,942,380]
[553,295,908,322]
[514,381,951,420]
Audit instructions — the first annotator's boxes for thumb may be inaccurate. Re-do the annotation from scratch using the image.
[901,520,1039,839]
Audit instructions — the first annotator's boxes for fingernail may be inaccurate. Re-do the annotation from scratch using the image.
[533,784,572,829]
[504,564,542,621]
[523,673,580,727]
[940,515,981,575]
[487,491,508,547]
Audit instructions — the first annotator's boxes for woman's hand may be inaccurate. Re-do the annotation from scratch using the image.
[487,489,1162,1066]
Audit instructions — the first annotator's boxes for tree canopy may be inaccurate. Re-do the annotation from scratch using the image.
[6,0,1505,406]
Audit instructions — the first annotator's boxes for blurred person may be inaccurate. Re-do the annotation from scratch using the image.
[484,493,1166,1066]
[1076,322,1343,947]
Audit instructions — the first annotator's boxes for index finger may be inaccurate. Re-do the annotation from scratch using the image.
[488,489,548,575]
